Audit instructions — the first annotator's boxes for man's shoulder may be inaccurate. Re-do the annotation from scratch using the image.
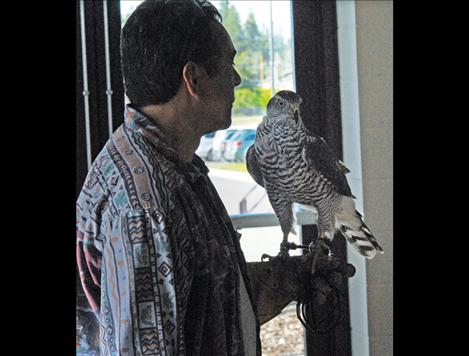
[77,125,187,218]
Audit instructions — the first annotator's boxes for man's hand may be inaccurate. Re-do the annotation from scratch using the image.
[294,253,356,306]
[247,252,355,325]
[274,252,356,307]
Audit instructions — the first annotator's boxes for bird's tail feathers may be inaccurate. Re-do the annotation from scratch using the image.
[338,211,384,259]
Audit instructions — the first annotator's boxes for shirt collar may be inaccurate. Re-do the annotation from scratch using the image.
[123,104,209,182]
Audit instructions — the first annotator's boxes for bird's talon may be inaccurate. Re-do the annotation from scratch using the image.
[279,242,294,259]
[261,253,274,262]
[308,240,332,256]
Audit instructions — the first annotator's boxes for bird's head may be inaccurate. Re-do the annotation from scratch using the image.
[266,90,303,124]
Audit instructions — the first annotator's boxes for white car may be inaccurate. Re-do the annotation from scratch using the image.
[211,125,257,161]
[223,128,256,162]
[196,132,216,160]
[211,128,239,161]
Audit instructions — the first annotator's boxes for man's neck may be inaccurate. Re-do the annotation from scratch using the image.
[140,101,201,162]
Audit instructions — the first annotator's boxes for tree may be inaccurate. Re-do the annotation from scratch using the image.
[218,0,244,51]
[242,12,270,88]
[218,3,258,89]
[216,1,293,115]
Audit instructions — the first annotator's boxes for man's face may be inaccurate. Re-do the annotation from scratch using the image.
[199,22,241,132]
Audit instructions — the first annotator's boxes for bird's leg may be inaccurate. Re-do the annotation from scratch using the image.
[278,202,295,259]
[308,227,333,275]
[279,231,291,258]
[261,200,295,261]
[261,231,291,261]
[308,224,333,256]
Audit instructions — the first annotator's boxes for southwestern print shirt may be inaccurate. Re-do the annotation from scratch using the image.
[77,105,261,355]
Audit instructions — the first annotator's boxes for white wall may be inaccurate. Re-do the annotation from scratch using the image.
[337,1,393,355]
[356,1,393,355]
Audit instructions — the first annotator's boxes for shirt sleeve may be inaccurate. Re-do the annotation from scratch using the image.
[96,209,188,355]
[76,195,104,355]
[76,201,103,315]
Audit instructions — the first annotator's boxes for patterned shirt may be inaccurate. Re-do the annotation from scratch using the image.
[77,105,261,355]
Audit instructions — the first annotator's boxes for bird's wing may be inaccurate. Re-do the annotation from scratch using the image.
[337,160,351,173]
[246,145,265,187]
[302,136,355,197]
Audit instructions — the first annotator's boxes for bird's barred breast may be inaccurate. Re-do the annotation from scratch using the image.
[255,134,338,206]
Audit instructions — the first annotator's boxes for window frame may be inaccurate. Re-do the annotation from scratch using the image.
[292,1,352,355]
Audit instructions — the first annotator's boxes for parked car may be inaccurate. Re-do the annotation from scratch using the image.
[195,131,216,160]
[211,128,239,161]
[224,128,257,162]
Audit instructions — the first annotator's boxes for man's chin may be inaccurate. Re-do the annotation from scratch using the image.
[219,116,232,130]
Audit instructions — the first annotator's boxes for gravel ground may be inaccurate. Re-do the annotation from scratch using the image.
[260,303,305,356]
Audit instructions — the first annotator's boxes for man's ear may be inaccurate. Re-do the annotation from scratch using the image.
[182,61,205,98]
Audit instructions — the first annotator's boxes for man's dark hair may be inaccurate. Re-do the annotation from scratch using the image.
[121,0,223,107]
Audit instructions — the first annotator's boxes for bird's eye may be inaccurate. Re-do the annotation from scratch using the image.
[279,101,284,106]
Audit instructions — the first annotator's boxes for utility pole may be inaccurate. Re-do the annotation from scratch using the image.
[269,0,275,94]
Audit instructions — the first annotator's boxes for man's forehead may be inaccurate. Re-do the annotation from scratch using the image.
[210,21,236,55]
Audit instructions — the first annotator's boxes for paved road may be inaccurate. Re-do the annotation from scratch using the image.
[208,168,274,215]
[208,169,302,261]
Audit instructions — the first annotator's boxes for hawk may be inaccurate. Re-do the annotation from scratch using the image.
[246,90,384,259]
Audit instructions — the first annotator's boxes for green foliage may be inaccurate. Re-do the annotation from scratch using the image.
[235,51,258,88]
[219,3,273,89]
[233,87,272,116]
[203,2,293,116]
[205,161,247,173]
[218,1,243,49]
[244,13,270,61]
[259,88,273,108]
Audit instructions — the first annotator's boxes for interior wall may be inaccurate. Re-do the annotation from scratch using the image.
[337,1,393,355]
[355,1,393,355]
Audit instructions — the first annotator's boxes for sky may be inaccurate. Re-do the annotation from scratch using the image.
[120,0,293,40]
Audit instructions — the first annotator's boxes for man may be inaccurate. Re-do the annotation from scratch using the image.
[77,1,353,355]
